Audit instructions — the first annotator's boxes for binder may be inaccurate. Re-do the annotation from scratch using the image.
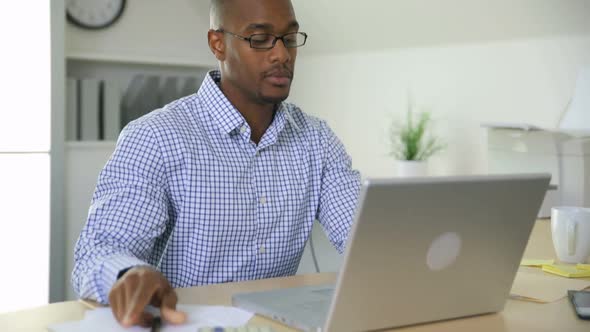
[103,80,121,141]
[80,78,100,141]
[66,78,79,141]
[180,76,199,97]
[121,75,160,127]
[160,76,179,105]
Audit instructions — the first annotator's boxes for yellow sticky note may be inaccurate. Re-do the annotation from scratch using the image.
[521,259,555,267]
[542,264,590,278]
[577,264,590,271]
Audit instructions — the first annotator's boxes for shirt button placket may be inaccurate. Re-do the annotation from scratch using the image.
[253,151,264,272]
[257,194,267,264]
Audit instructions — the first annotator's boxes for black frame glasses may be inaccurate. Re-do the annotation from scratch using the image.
[215,29,308,50]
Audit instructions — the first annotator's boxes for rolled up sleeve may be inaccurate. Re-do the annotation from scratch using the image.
[316,121,361,254]
[71,120,169,304]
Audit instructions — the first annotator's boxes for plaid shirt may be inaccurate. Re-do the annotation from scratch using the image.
[72,70,361,304]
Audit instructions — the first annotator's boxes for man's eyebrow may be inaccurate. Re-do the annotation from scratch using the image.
[288,21,300,30]
[245,23,274,31]
[245,21,300,32]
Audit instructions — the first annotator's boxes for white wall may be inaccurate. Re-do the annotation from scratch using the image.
[292,0,590,55]
[290,35,590,178]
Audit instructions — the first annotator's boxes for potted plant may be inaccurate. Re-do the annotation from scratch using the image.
[389,106,445,177]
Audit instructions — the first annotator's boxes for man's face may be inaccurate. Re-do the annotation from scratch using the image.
[218,0,299,105]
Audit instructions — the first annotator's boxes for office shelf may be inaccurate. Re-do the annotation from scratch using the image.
[66,141,117,149]
[66,52,214,69]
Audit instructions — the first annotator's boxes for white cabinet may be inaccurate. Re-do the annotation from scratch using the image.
[64,142,116,300]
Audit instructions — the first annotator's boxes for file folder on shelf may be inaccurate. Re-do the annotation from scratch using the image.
[66,78,79,141]
[80,78,100,141]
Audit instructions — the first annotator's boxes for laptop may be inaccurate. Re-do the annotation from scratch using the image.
[232,174,551,332]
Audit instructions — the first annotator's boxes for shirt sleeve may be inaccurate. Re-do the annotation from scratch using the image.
[71,120,169,304]
[316,121,362,254]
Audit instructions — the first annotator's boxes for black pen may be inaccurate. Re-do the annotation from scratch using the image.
[151,316,162,332]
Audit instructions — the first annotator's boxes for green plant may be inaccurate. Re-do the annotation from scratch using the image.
[389,108,445,161]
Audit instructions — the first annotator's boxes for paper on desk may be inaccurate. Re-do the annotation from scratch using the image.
[542,264,590,278]
[520,259,555,267]
[510,267,590,303]
[47,304,254,332]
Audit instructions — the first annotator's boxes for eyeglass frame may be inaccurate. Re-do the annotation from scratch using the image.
[214,29,308,50]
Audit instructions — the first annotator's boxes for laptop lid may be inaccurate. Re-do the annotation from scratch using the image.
[324,173,550,331]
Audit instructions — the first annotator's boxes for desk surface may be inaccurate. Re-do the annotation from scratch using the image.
[1,219,588,332]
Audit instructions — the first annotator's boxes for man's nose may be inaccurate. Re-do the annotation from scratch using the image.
[269,39,292,63]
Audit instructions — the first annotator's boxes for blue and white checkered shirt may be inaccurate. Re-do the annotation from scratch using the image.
[72,70,361,304]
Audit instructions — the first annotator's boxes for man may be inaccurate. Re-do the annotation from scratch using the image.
[72,0,360,327]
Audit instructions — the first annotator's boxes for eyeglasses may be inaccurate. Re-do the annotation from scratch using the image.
[215,29,308,50]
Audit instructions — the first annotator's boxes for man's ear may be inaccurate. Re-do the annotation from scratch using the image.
[208,29,226,61]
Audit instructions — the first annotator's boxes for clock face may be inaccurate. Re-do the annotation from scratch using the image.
[66,0,126,30]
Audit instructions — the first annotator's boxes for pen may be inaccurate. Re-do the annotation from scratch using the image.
[151,316,162,332]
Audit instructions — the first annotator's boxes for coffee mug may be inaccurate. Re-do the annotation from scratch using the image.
[551,207,590,264]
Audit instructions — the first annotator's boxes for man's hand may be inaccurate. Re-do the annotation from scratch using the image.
[108,266,187,327]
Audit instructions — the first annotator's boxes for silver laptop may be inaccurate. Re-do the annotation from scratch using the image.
[232,174,551,332]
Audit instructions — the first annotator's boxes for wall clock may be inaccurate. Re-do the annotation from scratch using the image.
[66,0,126,30]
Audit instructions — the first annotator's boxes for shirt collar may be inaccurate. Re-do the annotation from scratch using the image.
[198,70,245,135]
[198,70,290,138]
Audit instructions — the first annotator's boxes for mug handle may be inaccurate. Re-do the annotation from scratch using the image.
[567,218,577,256]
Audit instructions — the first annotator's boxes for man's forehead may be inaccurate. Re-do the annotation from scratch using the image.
[225,0,297,30]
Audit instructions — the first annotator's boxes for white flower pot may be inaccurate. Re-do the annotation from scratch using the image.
[396,160,428,177]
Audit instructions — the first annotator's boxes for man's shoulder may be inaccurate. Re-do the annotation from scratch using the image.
[125,95,199,134]
[282,102,325,133]
[118,94,202,153]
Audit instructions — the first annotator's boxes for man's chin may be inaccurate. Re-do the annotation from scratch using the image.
[260,92,289,104]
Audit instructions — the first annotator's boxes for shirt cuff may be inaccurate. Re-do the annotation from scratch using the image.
[101,255,150,300]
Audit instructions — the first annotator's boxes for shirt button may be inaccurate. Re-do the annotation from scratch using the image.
[259,246,266,254]
[259,196,267,205]
[240,126,247,134]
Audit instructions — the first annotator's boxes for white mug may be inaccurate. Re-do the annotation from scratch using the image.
[551,207,590,264]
